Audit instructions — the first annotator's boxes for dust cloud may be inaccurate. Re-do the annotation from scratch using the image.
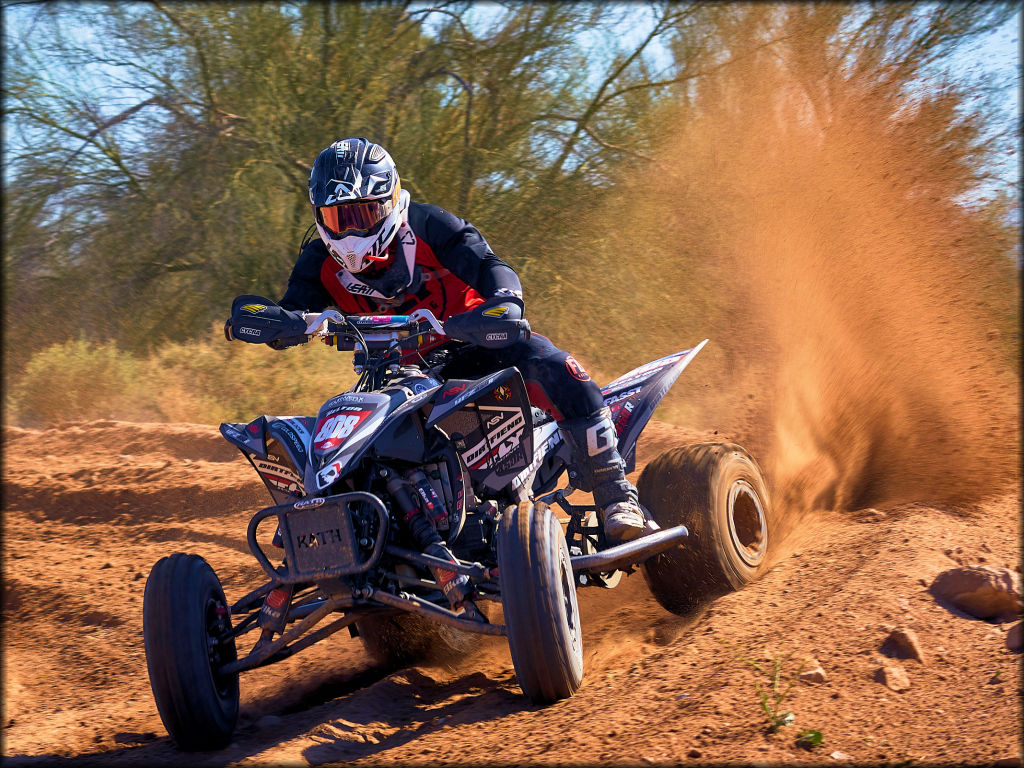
[603,54,1020,522]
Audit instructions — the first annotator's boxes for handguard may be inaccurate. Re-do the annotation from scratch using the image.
[442,296,531,349]
[225,295,309,349]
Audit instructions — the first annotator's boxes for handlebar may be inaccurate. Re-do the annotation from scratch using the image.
[226,295,529,354]
[301,308,448,353]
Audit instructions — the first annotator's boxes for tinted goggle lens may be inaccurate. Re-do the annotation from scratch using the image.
[317,199,393,236]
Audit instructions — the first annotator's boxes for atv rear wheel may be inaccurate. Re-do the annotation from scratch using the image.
[498,500,583,703]
[143,553,239,751]
[639,443,772,616]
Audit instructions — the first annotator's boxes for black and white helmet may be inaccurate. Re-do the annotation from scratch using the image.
[308,138,409,273]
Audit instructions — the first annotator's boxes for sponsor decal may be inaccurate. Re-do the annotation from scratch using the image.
[295,527,346,549]
[237,326,261,337]
[347,282,375,296]
[485,332,508,342]
[565,355,591,382]
[254,455,302,493]
[493,384,512,401]
[604,353,684,390]
[266,476,300,492]
[318,460,344,486]
[269,423,307,462]
[461,407,525,469]
[313,409,372,452]
[512,428,561,488]
[324,404,374,416]
[254,457,300,481]
[327,394,370,405]
[443,382,467,398]
[611,400,635,433]
[248,422,261,434]
[439,370,504,414]
[585,420,615,456]
[482,306,509,318]
[294,497,326,510]
[493,443,527,474]
[603,385,641,405]
[240,303,266,313]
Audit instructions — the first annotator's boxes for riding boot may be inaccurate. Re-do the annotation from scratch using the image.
[558,407,646,544]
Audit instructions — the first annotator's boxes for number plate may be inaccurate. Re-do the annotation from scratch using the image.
[281,500,360,578]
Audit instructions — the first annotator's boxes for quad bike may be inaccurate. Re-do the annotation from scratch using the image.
[143,296,773,751]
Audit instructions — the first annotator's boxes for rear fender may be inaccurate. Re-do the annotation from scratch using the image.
[600,340,709,472]
[220,416,315,503]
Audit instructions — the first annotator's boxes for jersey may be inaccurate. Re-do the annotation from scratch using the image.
[279,201,521,321]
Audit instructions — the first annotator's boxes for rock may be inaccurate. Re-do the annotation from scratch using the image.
[930,566,1021,620]
[799,658,828,684]
[829,750,853,760]
[873,665,911,692]
[687,748,703,758]
[880,627,927,664]
[1007,622,1023,653]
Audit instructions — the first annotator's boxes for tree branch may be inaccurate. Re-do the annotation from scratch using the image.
[544,3,673,181]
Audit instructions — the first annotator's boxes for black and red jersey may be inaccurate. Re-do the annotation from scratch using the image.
[280,201,521,320]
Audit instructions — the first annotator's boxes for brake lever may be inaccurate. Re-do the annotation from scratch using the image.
[303,309,347,336]
[408,308,445,336]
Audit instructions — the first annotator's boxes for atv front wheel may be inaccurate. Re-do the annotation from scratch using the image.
[498,500,583,703]
[143,553,239,751]
[638,443,772,615]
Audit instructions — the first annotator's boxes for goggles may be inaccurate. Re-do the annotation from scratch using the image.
[316,195,395,238]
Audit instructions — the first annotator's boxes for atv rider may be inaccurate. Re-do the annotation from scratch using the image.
[251,137,646,549]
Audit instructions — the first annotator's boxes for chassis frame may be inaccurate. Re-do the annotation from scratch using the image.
[215,487,688,677]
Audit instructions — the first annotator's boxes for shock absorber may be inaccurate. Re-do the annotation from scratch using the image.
[408,468,449,531]
[381,466,470,607]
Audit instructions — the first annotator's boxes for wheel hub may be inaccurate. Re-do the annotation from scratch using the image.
[727,479,767,568]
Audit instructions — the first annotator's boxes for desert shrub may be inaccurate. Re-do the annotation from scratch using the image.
[6,329,358,426]
[150,328,358,424]
[6,339,161,425]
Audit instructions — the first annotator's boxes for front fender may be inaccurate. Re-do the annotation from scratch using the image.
[220,416,315,503]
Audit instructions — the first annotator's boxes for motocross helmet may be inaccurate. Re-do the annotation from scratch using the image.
[308,138,409,274]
